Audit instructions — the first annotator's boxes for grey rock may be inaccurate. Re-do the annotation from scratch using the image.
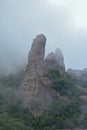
[26,34,47,76]
[67,68,82,77]
[15,34,57,115]
[55,48,65,70]
[45,52,58,70]
[67,68,87,80]
[45,48,65,75]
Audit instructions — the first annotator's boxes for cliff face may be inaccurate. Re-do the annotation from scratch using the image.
[14,34,65,115]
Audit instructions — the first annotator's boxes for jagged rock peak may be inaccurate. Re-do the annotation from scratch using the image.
[35,34,46,43]
[45,52,58,71]
[26,34,47,76]
[29,34,46,59]
[46,52,56,62]
[45,48,65,73]
[55,48,65,70]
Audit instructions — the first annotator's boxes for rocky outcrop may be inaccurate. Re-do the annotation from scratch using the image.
[67,68,87,80]
[45,48,65,75]
[26,34,47,76]
[67,68,82,78]
[13,34,67,115]
[55,48,65,70]
[15,34,57,115]
[45,52,58,70]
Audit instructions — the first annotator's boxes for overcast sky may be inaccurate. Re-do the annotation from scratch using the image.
[1,0,87,75]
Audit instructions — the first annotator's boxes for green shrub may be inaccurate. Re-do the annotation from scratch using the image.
[33,99,81,129]
[81,113,87,128]
[45,70,60,81]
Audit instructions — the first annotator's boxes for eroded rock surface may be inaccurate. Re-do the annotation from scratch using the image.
[26,34,47,76]
[55,48,65,70]
[45,48,65,75]
[15,34,57,115]
[45,52,58,70]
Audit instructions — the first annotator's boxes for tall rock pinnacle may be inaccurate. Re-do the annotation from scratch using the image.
[26,34,47,76]
[14,34,66,115]
[15,34,55,115]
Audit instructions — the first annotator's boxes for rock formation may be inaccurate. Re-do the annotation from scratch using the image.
[15,34,57,115]
[45,48,65,75]
[13,34,66,115]
[67,68,82,78]
[45,52,58,70]
[67,68,87,80]
[55,48,65,70]
[25,34,47,77]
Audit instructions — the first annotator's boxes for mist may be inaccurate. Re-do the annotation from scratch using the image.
[1,0,87,75]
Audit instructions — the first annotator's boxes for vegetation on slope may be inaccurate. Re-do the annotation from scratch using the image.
[0,70,87,129]
[45,70,81,97]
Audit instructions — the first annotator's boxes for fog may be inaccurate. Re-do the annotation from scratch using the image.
[1,0,87,75]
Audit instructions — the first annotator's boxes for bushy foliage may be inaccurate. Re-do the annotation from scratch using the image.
[33,99,81,129]
[81,113,87,128]
[46,70,81,97]
[45,70,60,80]
[0,102,34,130]
[0,69,86,129]
[0,99,82,130]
